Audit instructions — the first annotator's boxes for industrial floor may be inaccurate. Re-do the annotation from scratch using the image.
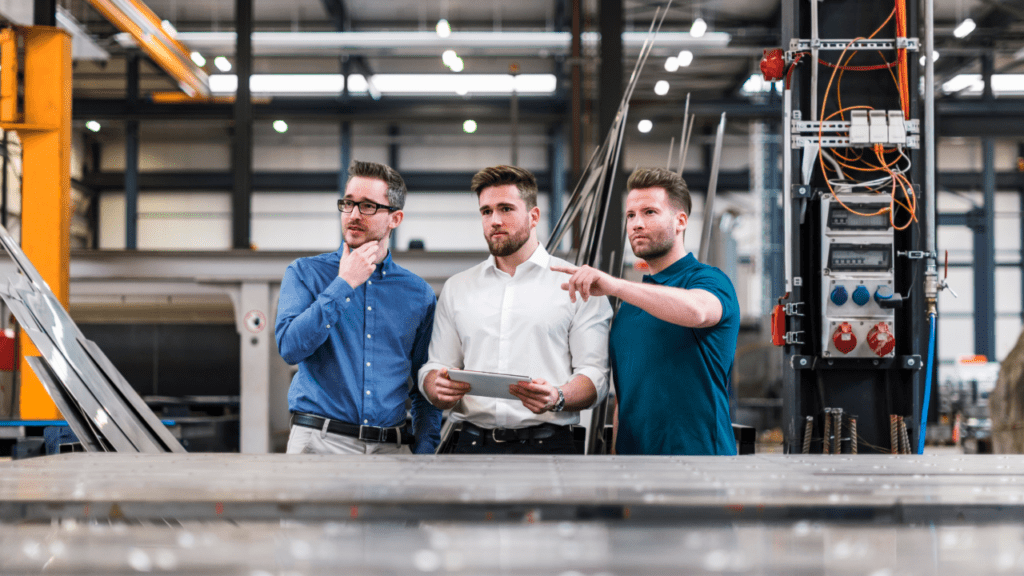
[1,453,1022,574]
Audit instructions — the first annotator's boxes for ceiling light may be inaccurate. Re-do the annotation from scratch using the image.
[953,18,976,39]
[209,73,557,96]
[160,20,178,37]
[638,119,653,133]
[463,119,477,133]
[85,120,101,132]
[190,51,206,67]
[442,49,459,67]
[942,73,1024,95]
[677,50,693,67]
[214,56,232,72]
[450,57,464,72]
[664,56,679,72]
[690,18,707,38]
[919,51,939,66]
[436,19,451,38]
[272,120,288,133]
[654,80,669,95]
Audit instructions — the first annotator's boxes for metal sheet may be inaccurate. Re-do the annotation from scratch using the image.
[24,356,106,452]
[8,276,167,453]
[2,454,1024,523]
[78,338,186,453]
[0,520,1021,575]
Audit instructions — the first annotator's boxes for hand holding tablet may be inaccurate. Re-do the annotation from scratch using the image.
[446,369,531,401]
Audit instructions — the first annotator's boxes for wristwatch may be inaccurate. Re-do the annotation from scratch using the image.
[551,387,566,412]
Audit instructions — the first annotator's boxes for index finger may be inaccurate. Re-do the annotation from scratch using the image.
[550,264,579,275]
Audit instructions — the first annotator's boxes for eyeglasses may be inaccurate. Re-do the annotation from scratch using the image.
[337,198,399,215]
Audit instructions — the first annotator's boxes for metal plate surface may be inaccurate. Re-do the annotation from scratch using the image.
[0,520,1022,576]
[2,453,1024,523]
[23,357,106,453]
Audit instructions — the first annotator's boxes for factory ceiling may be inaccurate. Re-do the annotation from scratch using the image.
[55,0,1024,137]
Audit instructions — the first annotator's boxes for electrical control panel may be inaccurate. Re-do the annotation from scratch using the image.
[820,194,895,359]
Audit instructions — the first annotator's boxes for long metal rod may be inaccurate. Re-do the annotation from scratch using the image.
[783,87,793,292]
[697,112,726,263]
[924,0,937,283]
[810,0,819,121]
[676,93,691,175]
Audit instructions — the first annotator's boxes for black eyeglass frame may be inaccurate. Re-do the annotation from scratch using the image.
[337,198,400,215]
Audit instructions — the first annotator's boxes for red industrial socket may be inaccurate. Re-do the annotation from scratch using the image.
[832,322,857,354]
[867,322,895,357]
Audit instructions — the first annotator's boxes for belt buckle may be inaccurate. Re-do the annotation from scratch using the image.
[490,428,509,443]
[359,425,385,443]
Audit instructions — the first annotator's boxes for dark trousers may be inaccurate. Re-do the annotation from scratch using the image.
[452,423,577,455]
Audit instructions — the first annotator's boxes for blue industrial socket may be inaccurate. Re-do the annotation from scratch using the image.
[852,285,871,306]
[874,284,894,303]
[830,285,849,306]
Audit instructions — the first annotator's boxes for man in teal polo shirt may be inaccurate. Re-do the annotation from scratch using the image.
[552,167,739,455]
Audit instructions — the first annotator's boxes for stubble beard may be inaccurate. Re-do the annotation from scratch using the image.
[631,232,675,261]
[487,225,530,257]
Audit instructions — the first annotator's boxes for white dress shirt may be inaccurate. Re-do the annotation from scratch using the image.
[418,245,612,428]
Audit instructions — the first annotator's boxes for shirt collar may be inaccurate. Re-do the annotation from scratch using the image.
[336,246,396,275]
[485,244,549,273]
[644,253,695,284]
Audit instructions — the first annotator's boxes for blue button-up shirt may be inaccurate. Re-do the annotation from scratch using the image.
[276,249,441,453]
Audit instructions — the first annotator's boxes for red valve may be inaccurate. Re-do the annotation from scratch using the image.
[867,322,896,357]
[832,322,857,354]
[760,48,785,82]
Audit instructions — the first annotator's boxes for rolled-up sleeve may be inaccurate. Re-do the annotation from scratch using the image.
[568,295,613,407]
[417,281,464,395]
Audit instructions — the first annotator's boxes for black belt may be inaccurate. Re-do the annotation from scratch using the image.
[460,421,569,444]
[291,412,412,445]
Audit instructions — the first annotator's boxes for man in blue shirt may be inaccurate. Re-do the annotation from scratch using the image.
[276,160,441,455]
[553,167,740,455]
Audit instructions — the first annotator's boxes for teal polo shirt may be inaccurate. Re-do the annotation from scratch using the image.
[611,253,739,455]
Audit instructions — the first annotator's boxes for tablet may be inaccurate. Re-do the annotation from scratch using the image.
[446,369,531,401]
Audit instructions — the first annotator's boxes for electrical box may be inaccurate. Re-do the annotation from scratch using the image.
[820,194,895,359]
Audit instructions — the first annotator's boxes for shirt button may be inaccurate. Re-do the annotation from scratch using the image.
[367,306,372,311]
[366,390,371,395]
[326,324,330,329]
[367,334,372,339]
[366,362,371,367]
[364,419,368,424]
[368,280,372,285]
[345,297,350,302]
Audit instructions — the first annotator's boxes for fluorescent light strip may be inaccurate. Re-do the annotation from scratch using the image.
[209,73,557,96]
[942,74,1024,95]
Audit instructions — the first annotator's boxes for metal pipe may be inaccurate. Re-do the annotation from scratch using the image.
[810,0,819,121]
[783,88,793,292]
[924,0,936,272]
[698,113,726,263]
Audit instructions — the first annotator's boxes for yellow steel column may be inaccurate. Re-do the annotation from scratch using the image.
[1,27,73,420]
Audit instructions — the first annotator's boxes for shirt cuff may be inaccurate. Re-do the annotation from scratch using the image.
[320,276,356,309]
[573,366,609,408]
[418,361,448,396]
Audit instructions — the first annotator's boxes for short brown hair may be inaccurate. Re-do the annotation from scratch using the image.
[626,167,692,215]
[470,165,538,210]
[347,160,408,209]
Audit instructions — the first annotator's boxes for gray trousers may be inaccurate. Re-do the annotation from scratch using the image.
[286,424,412,455]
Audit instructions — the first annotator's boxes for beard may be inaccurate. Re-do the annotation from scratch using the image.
[630,231,675,261]
[343,222,387,249]
[486,225,530,257]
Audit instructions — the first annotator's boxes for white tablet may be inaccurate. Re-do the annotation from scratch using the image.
[446,369,532,401]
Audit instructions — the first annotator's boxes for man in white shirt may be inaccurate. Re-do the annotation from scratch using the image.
[418,165,612,454]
